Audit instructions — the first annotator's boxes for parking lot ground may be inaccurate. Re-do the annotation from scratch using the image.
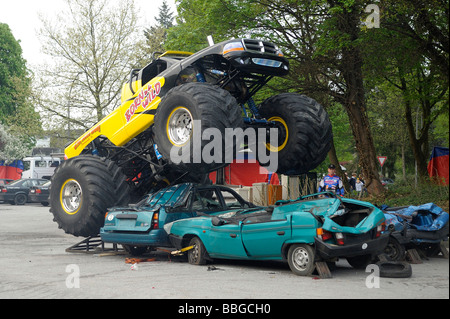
[0,202,448,300]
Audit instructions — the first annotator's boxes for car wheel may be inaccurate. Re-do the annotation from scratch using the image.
[14,193,27,205]
[376,260,412,278]
[384,236,406,261]
[188,237,207,265]
[287,244,315,276]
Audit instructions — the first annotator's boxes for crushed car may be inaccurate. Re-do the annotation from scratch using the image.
[382,203,449,260]
[100,183,255,255]
[166,191,389,276]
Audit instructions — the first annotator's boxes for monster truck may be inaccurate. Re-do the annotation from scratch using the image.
[50,38,333,237]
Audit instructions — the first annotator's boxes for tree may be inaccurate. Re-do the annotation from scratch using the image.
[362,0,449,180]
[0,123,33,162]
[143,0,175,56]
[0,23,30,119]
[36,0,142,133]
[0,23,42,154]
[167,0,386,194]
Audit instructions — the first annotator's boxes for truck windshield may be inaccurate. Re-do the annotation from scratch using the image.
[22,161,30,171]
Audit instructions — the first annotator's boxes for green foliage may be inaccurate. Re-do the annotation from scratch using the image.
[165,0,448,193]
[369,177,449,213]
[143,0,176,54]
[0,23,30,119]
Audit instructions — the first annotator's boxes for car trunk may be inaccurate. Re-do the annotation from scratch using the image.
[329,203,372,228]
[321,201,383,242]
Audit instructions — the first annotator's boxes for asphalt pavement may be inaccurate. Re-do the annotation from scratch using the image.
[0,202,448,301]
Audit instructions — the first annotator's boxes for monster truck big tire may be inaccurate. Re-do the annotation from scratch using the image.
[153,82,243,173]
[49,155,130,237]
[257,93,332,175]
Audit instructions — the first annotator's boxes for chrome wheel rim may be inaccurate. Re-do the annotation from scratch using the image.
[292,247,310,270]
[61,179,82,214]
[168,107,193,146]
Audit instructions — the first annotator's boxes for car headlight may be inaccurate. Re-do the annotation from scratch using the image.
[223,41,244,55]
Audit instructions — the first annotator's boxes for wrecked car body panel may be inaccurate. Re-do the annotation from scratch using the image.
[168,192,388,269]
[383,203,449,245]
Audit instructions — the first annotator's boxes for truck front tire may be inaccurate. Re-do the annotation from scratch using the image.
[153,82,243,173]
[49,155,130,237]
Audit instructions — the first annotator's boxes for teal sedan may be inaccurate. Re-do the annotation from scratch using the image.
[167,192,389,276]
[100,183,255,255]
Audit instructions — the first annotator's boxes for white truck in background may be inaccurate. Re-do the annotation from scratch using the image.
[21,156,62,180]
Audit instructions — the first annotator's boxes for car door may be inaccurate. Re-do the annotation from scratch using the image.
[20,179,32,193]
[240,213,292,258]
[190,187,248,258]
[204,220,248,259]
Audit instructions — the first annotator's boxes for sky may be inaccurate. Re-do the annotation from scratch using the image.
[0,0,177,67]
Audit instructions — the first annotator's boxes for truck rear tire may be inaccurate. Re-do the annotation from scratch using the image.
[257,93,332,175]
[49,155,130,237]
[153,82,243,173]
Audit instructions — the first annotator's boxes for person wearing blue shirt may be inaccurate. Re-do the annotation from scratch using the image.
[319,164,344,196]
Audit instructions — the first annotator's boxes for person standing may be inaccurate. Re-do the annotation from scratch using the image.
[349,173,357,191]
[319,164,344,196]
[355,177,365,198]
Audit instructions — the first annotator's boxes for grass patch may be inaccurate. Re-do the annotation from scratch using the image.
[359,178,449,212]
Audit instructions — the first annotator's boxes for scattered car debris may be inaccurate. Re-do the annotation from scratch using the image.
[125,257,156,264]
[207,265,224,271]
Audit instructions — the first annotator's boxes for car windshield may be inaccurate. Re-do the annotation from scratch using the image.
[138,184,192,209]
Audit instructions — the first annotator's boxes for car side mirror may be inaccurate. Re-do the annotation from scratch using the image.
[211,216,225,226]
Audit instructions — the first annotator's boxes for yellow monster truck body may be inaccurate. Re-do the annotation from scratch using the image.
[50,39,333,237]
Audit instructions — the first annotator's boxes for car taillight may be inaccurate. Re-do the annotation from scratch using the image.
[335,232,344,245]
[317,228,333,241]
[376,222,386,238]
[1,188,7,193]
[151,212,159,229]
[36,189,42,194]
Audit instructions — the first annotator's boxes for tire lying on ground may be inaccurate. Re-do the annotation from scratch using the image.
[49,155,130,237]
[257,93,332,175]
[153,82,243,174]
[376,260,412,278]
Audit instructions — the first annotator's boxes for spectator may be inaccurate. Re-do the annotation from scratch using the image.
[355,178,365,197]
[349,173,357,191]
[318,164,344,196]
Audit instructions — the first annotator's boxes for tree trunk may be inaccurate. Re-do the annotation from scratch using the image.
[335,3,385,195]
[400,76,429,179]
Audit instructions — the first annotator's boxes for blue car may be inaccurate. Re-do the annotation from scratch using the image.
[100,183,255,255]
[382,203,449,260]
[167,192,389,276]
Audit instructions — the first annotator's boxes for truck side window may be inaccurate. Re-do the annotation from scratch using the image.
[35,161,47,168]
